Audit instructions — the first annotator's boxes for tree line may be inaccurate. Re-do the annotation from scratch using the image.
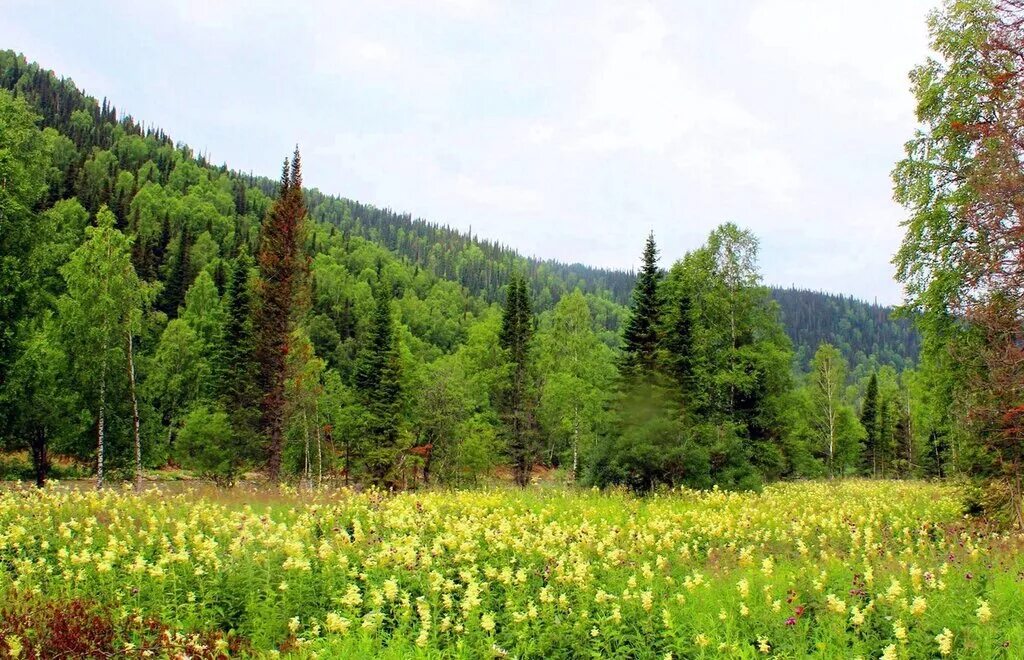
[0,35,976,495]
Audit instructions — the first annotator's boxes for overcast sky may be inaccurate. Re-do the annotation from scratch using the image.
[3,0,936,303]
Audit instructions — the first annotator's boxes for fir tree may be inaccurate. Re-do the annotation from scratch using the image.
[499,273,537,486]
[622,232,662,375]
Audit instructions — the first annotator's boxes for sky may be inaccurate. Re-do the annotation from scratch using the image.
[2,0,936,304]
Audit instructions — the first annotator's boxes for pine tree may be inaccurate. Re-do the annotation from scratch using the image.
[254,149,309,481]
[355,285,403,483]
[861,373,880,477]
[499,273,537,486]
[621,232,662,375]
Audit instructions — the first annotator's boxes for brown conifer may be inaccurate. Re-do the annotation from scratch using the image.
[255,148,309,480]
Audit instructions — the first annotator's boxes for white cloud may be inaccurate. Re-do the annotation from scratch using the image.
[729,148,803,207]
[451,174,542,212]
[5,0,939,303]
[576,3,763,154]
[746,0,932,121]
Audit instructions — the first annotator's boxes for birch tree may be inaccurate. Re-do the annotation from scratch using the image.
[58,206,148,488]
[808,343,862,477]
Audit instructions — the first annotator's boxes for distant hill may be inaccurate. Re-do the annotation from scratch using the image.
[0,49,917,370]
[770,288,919,370]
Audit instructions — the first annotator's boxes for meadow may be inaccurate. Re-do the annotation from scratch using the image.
[0,481,1022,658]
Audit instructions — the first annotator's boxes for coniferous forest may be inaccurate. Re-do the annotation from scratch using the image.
[0,48,930,494]
[2,1,1024,657]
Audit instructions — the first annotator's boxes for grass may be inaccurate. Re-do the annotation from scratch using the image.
[0,480,1022,658]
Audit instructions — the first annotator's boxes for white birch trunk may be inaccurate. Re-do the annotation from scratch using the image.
[315,407,323,487]
[302,409,311,489]
[128,330,142,492]
[97,346,107,490]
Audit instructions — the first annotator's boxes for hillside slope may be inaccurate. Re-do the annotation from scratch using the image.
[0,49,917,368]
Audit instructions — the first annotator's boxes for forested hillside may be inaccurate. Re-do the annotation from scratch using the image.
[0,49,917,367]
[771,288,919,370]
[1,49,929,491]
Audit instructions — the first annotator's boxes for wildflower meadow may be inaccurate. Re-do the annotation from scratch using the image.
[0,480,1022,658]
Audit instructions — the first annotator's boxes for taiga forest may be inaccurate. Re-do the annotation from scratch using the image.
[1,1,1023,657]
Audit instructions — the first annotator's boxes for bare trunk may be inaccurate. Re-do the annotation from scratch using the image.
[31,428,48,488]
[315,409,323,488]
[128,330,142,492]
[344,438,350,487]
[572,404,580,482]
[826,362,836,478]
[729,301,736,418]
[302,409,312,489]
[97,349,107,490]
[906,394,913,470]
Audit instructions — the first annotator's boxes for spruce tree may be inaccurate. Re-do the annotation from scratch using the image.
[159,225,191,317]
[255,149,309,481]
[220,249,260,457]
[499,273,537,486]
[861,372,880,477]
[622,232,662,375]
[665,290,695,401]
[355,285,403,482]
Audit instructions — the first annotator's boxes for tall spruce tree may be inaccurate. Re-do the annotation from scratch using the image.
[223,249,260,436]
[621,232,662,375]
[664,290,696,401]
[355,285,403,483]
[255,149,309,481]
[499,273,537,486]
[861,372,880,477]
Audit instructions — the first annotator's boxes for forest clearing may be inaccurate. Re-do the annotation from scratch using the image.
[1,480,1023,658]
[4,0,1024,657]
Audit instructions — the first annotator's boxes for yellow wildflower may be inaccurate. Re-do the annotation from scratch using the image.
[325,612,351,635]
[935,628,953,656]
[976,599,992,623]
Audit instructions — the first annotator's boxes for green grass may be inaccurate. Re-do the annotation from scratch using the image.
[0,480,1022,658]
